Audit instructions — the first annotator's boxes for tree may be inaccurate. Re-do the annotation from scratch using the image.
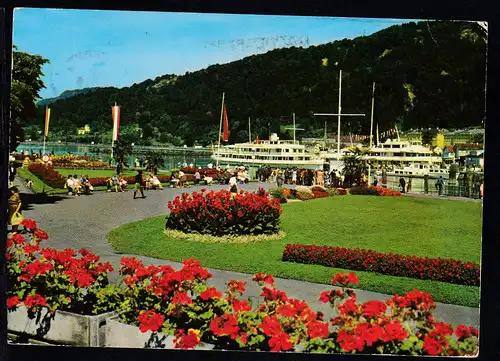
[10,47,49,151]
[112,139,132,175]
[342,147,369,187]
[144,151,165,175]
[421,129,438,146]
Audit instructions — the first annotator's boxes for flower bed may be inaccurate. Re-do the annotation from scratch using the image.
[117,257,478,355]
[166,189,282,236]
[164,228,287,243]
[87,175,172,187]
[28,163,66,188]
[282,244,479,286]
[372,186,402,197]
[349,186,380,196]
[312,190,329,198]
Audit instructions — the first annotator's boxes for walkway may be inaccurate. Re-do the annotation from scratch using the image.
[13,178,480,328]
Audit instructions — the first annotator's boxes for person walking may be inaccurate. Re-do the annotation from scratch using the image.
[407,178,412,193]
[133,170,146,199]
[229,174,238,193]
[399,177,406,193]
[436,176,445,196]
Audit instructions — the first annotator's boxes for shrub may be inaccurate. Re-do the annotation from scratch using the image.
[166,189,282,236]
[294,185,313,195]
[282,244,479,286]
[295,191,315,201]
[269,187,290,202]
[336,188,348,195]
[312,190,329,198]
[373,186,402,197]
[311,185,327,192]
[349,186,380,196]
[28,163,66,188]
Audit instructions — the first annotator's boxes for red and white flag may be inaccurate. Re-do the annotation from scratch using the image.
[112,104,121,141]
[44,106,51,137]
[223,104,229,142]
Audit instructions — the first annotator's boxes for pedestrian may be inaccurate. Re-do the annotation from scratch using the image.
[399,177,406,193]
[436,176,445,196]
[277,169,284,188]
[292,169,297,186]
[480,183,484,199]
[9,163,16,187]
[407,178,412,193]
[133,170,146,199]
[229,174,238,193]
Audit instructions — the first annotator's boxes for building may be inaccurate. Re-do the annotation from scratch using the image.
[464,150,484,168]
[77,124,91,135]
[442,145,455,164]
[443,129,484,146]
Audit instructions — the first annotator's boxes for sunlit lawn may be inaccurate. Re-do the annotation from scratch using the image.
[108,195,482,307]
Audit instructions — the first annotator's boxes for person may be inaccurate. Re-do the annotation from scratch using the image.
[407,178,412,193]
[399,177,406,193]
[376,173,382,187]
[480,183,484,199]
[276,169,284,187]
[8,187,22,233]
[111,174,120,192]
[317,170,324,187]
[151,175,163,189]
[292,169,297,186]
[80,174,91,194]
[194,170,201,185]
[9,163,16,187]
[66,175,76,195]
[133,170,146,199]
[436,176,445,196]
[170,174,180,187]
[203,175,213,185]
[229,174,238,193]
[73,174,83,195]
[145,173,154,190]
[134,158,140,168]
[118,175,128,192]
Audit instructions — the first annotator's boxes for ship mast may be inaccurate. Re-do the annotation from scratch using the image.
[216,92,225,168]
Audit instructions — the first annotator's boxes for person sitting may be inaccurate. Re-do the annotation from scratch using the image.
[118,175,128,192]
[145,173,154,190]
[80,174,91,194]
[66,175,76,195]
[73,174,83,195]
[108,175,119,192]
[170,174,180,188]
[229,174,238,193]
[203,175,213,185]
[194,170,201,185]
[151,175,163,190]
[178,170,186,188]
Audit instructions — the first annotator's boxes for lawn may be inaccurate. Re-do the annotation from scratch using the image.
[55,168,171,178]
[109,195,481,307]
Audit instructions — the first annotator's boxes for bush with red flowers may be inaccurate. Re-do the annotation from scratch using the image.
[372,186,402,197]
[336,188,348,195]
[122,259,478,355]
[7,220,116,316]
[51,155,111,169]
[166,189,282,236]
[312,190,329,198]
[28,163,66,188]
[282,244,479,286]
[349,186,380,196]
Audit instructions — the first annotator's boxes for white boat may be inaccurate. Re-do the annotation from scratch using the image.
[211,133,324,170]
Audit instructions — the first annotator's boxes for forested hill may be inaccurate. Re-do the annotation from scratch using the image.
[33,20,486,146]
[37,87,100,107]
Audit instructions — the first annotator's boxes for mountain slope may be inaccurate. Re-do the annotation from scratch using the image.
[32,20,487,145]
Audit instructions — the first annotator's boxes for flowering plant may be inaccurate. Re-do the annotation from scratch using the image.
[124,258,478,355]
[28,163,66,188]
[166,189,282,236]
[7,219,115,316]
[282,244,479,286]
[372,186,402,197]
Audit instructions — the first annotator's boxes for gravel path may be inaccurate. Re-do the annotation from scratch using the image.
[13,178,480,327]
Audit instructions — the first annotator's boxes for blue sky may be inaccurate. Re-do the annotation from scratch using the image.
[13,9,417,99]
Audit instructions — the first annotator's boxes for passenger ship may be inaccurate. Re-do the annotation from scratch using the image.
[211,133,324,169]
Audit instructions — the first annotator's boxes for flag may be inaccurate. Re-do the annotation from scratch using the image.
[44,106,51,137]
[223,104,229,142]
[112,105,121,141]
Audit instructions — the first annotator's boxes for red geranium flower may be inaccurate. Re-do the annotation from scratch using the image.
[232,299,252,312]
[253,272,274,286]
[7,296,21,309]
[362,300,387,318]
[259,315,282,337]
[174,329,201,349]
[200,287,223,301]
[210,314,240,340]
[137,310,165,333]
[277,304,298,318]
[9,233,26,246]
[171,292,193,305]
[24,294,47,308]
[23,244,40,254]
[227,280,246,294]
[268,331,293,352]
[21,219,37,230]
[34,228,49,240]
[307,320,330,338]
[120,257,144,273]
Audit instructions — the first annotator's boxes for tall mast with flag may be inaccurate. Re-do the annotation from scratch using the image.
[216,93,226,168]
[43,106,51,155]
[111,102,120,162]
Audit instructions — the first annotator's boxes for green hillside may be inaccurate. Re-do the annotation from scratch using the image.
[30,20,486,146]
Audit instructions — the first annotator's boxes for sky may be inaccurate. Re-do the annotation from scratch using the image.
[13,8,418,100]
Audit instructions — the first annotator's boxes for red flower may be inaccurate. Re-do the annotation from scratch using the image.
[174,329,201,349]
[336,330,365,352]
[137,310,165,333]
[338,299,359,316]
[24,294,47,308]
[307,320,330,338]
[261,287,288,302]
[239,333,248,344]
[253,272,274,286]
[21,219,37,230]
[23,244,40,254]
[210,314,240,340]
[277,304,298,318]
[75,272,95,288]
[331,272,358,286]
[227,280,246,294]
[7,296,21,309]
[171,292,193,305]
[268,332,293,352]
[259,315,282,337]
[200,287,223,301]
[9,233,26,246]
[120,257,144,273]
[362,300,387,318]
[423,336,444,356]
[34,229,49,240]
[380,320,409,343]
[232,299,252,312]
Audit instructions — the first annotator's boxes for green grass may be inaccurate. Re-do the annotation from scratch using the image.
[16,167,55,193]
[108,196,482,307]
[55,168,171,178]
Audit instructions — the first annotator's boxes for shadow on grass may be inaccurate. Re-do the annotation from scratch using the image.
[20,192,69,211]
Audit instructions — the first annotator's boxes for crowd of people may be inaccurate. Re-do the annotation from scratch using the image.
[65,175,94,195]
[256,166,348,188]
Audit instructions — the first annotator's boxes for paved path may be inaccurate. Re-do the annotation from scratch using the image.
[403,192,482,203]
[13,178,480,328]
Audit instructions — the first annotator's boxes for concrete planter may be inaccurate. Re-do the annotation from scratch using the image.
[101,315,215,350]
[7,305,117,346]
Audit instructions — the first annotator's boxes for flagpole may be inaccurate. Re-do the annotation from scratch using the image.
[337,69,342,157]
[293,112,296,143]
[376,123,380,146]
[370,82,375,148]
[111,102,116,164]
[216,92,225,168]
[248,117,251,143]
[43,136,46,156]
